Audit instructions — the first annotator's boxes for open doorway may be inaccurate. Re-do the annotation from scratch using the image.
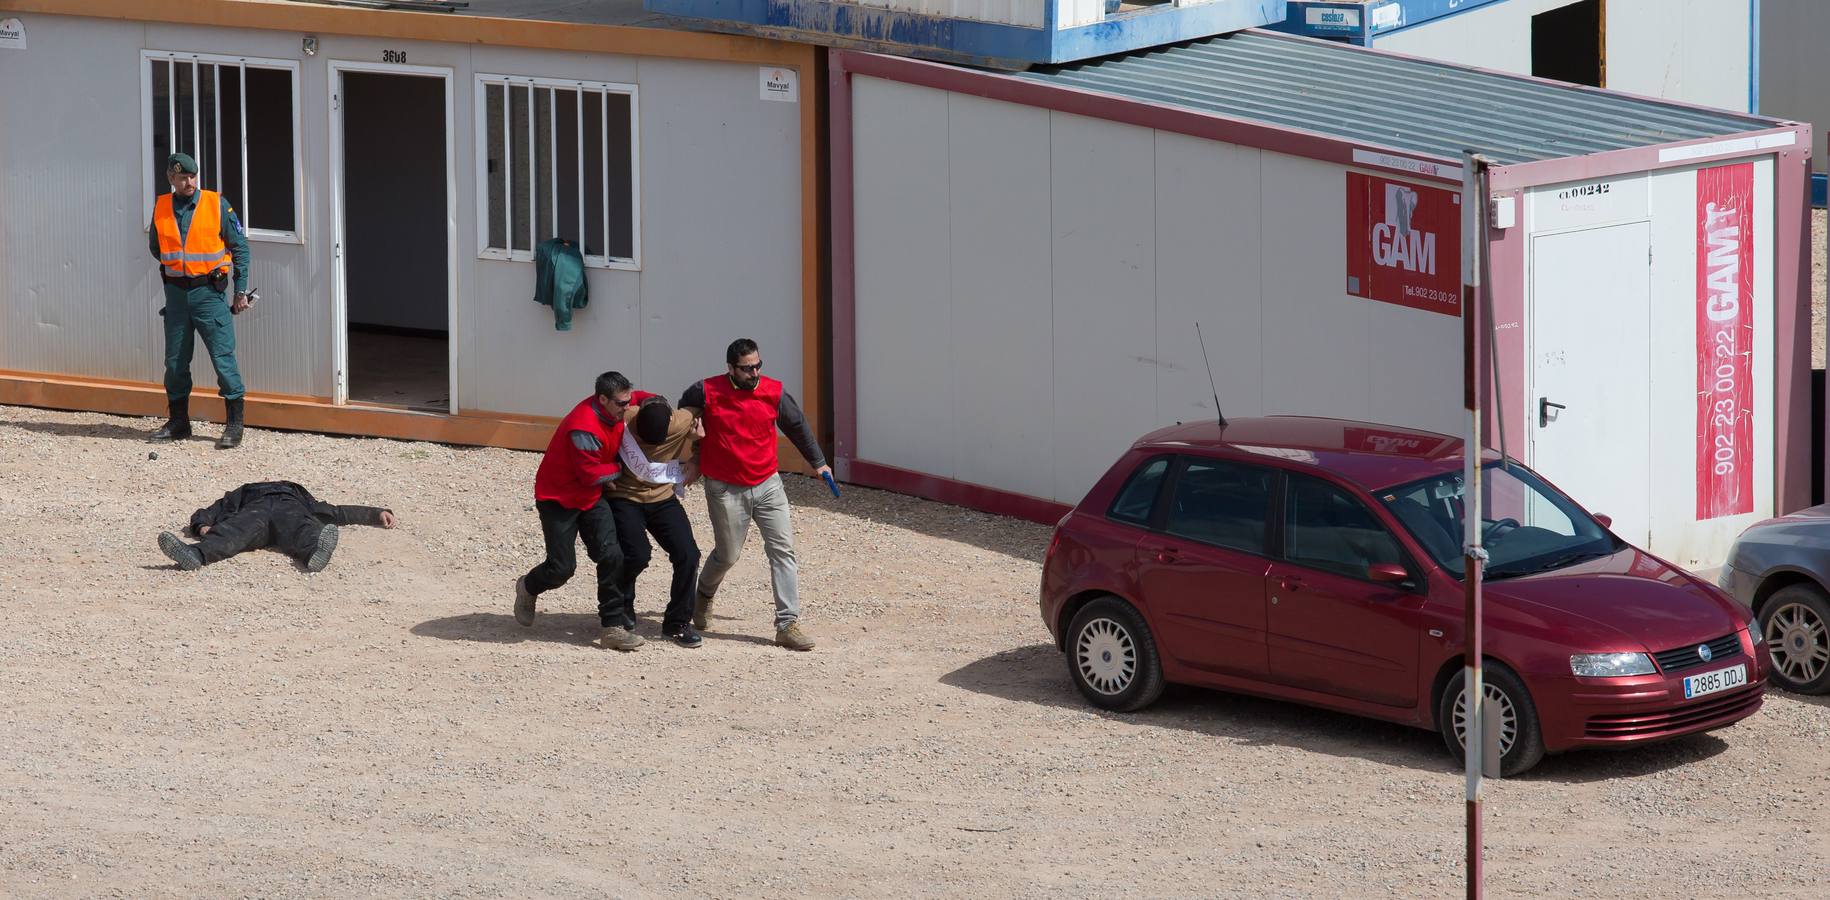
[336,69,452,412]
[1531,0,1604,88]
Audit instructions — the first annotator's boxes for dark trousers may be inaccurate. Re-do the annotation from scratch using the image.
[524,498,625,628]
[608,495,701,630]
[196,497,324,564]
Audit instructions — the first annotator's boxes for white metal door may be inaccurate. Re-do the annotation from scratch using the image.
[1529,222,1652,545]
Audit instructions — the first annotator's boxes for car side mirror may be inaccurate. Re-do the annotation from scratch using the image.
[1594,513,1613,529]
[1367,563,1409,584]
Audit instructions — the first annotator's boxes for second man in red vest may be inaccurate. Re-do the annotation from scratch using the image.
[679,339,828,651]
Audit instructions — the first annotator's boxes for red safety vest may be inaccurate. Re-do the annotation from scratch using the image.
[698,375,783,487]
[534,397,625,510]
[153,190,233,278]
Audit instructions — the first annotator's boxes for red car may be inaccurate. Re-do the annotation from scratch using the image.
[1041,417,1769,775]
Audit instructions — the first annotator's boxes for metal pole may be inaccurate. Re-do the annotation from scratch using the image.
[1459,149,1491,900]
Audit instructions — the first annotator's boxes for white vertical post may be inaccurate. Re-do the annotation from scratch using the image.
[547,88,558,240]
[211,64,221,189]
[1459,149,1491,900]
[239,64,250,224]
[576,87,585,248]
[501,82,512,252]
[190,59,201,165]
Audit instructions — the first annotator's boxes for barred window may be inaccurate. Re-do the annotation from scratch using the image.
[476,75,638,267]
[144,51,301,240]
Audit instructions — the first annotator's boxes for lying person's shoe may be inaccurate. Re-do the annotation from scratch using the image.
[158,531,204,571]
[304,524,339,573]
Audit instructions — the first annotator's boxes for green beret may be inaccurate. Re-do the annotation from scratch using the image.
[166,152,198,175]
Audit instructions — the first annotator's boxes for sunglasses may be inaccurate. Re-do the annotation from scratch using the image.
[732,363,762,375]
[607,395,633,408]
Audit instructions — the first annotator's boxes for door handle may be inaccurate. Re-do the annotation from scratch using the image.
[1277,578,1304,592]
[1539,397,1566,427]
[1152,548,1181,564]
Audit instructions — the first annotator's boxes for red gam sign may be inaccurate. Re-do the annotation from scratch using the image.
[1346,172,1462,317]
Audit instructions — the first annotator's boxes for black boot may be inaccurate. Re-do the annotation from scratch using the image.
[150,399,191,441]
[216,398,244,449]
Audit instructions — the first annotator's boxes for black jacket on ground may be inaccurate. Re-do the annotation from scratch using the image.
[185,481,390,565]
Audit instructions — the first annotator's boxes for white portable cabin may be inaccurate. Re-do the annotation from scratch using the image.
[830,29,1814,569]
[0,0,827,456]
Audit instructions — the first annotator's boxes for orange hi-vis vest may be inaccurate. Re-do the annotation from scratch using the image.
[153,190,233,279]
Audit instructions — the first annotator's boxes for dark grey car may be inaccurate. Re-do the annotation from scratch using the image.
[1720,505,1830,693]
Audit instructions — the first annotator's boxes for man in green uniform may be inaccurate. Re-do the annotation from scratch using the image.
[147,152,253,449]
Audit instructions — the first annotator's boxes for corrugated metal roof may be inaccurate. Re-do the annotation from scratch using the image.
[1020,30,1786,165]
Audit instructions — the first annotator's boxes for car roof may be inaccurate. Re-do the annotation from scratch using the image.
[1136,416,1501,490]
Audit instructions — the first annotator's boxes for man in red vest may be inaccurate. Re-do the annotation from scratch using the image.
[515,371,652,651]
[679,338,829,651]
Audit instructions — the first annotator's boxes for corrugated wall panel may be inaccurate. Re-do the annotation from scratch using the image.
[851,76,954,474]
[947,93,1054,501]
[1048,112,1159,504]
[0,16,161,384]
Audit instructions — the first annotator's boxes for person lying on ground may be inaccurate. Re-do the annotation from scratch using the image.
[157,480,396,573]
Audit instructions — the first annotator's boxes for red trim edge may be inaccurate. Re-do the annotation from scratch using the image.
[848,459,1073,526]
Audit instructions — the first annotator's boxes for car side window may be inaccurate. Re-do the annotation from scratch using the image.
[1162,458,1274,554]
[1285,475,1408,581]
[1107,456,1170,526]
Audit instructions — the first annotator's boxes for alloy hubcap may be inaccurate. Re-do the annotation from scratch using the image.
[1764,602,1830,685]
[1452,682,1518,757]
[1076,618,1136,696]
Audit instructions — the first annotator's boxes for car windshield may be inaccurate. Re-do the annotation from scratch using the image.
[1375,462,1618,580]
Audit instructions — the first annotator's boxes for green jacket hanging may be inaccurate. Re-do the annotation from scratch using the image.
[533,237,588,331]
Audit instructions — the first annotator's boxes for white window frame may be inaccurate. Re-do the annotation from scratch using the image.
[473,73,641,270]
[140,49,305,245]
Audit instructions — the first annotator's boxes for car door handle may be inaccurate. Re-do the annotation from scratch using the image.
[1539,397,1566,427]
[1277,578,1304,592]
[1152,548,1181,564]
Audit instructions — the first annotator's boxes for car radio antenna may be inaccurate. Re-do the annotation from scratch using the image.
[1195,322,1227,427]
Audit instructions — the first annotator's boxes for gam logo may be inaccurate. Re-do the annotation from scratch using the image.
[1370,183,1437,276]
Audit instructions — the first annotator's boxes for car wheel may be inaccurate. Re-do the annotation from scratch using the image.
[1437,663,1546,777]
[1064,596,1165,713]
[1759,584,1830,694]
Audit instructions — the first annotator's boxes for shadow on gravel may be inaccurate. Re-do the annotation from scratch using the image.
[412,612,603,647]
[779,473,1050,565]
[945,644,1733,782]
[0,416,161,442]
[411,611,782,649]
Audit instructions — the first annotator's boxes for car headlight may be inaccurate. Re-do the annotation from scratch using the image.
[1570,652,1656,677]
[1747,613,1766,653]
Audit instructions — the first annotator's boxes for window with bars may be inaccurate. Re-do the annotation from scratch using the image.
[477,75,638,267]
[144,51,301,239]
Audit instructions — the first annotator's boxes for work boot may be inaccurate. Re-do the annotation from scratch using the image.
[216,398,244,450]
[600,625,645,651]
[150,399,192,442]
[775,622,816,652]
[692,591,715,631]
[157,531,204,571]
[304,524,340,573]
[514,576,537,626]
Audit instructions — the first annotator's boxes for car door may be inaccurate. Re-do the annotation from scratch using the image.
[1134,455,1275,679]
[1265,473,1424,708]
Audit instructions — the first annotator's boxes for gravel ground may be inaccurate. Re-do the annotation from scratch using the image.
[2,403,1829,899]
